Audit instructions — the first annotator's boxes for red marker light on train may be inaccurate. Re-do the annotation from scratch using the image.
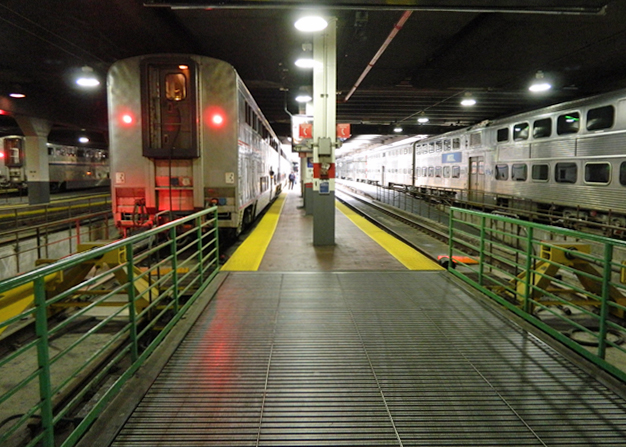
[205,106,226,128]
[211,113,224,126]
[121,113,134,125]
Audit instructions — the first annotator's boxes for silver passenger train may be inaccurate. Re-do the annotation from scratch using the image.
[0,135,110,191]
[107,54,291,237]
[338,88,626,230]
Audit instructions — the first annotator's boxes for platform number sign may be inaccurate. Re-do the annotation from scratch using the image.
[225,172,235,184]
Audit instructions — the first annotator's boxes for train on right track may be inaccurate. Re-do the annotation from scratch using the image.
[337,88,626,234]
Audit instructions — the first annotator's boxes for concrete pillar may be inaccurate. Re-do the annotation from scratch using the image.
[14,116,52,205]
[312,18,337,246]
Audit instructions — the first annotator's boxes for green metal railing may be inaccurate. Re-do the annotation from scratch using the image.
[0,207,220,447]
[448,207,626,382]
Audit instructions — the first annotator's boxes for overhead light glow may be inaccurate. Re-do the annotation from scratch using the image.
[529,82,552,92]
[295,58,316,68]
[417,117,429,123]
[529,70,552,93]
[295,94,312,103]
[295,16,328,32]
[179,65,189,70]
[9,93,25,98]
[76,66,100,88]
[393,126,403,133]
[79,137,89,143]
[461,98,476,106]
[121,113,134,125]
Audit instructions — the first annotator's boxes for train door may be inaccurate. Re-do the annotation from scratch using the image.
[142,59,198,214]
[468,155,484,203]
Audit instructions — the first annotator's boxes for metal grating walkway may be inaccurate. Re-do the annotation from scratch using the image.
[112,272,626,446]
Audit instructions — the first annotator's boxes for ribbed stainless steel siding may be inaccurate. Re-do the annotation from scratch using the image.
[111,272,626,446]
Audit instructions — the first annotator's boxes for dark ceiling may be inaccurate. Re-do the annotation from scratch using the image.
[1,0,626,144]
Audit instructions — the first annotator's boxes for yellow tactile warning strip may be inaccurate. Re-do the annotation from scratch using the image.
[335,201,443,271]
[221,193,287,271]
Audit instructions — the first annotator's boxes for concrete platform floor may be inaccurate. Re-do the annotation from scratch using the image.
[256,187,437,271]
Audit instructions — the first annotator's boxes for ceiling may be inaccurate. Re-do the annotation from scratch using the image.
[1,0,626,145]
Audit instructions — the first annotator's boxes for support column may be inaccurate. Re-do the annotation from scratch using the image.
[312,18,337,246]
[14,116,52,205]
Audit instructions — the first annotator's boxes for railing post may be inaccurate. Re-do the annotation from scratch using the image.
[196,216,204,282]
[597,243,613,359]
[448,208,455,270]
[34,276,55,447]
[522,227,534,314]
[126,244,139,362]
[478,215,486,285]
[170,227,179,314]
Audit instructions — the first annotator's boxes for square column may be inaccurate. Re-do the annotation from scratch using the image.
[312,18,337,246]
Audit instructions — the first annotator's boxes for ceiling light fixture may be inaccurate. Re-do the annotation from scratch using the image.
[295,93,312,103]
[9,93,25,98]
[529,70,552,92]
[417,113,429,123]
[76,66,100,88]
[295,15,328,32]
[295,42,316,69]
[460,93,476,107]
[393,124,403,133]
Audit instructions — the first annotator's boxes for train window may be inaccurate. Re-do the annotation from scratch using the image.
[435,141,442,152]
[532,164,549,181]
[586,105,614,131]
[443,166,451,178]
[584,163,610,184]
[422,167,427,176]
[532,118,551,139]
[452,138,461,149]
[557,112,580,134]
[469,133,482,147]
[444,140,451,151]
[511,163,527,181]
[435,166,442,177]
[428,143,434,153]
[513,122,529,140]
[452,166,461,178]
[165,73,187,101]
[620,162,626,186]
[495,164,509,181]
[555,162,577,183]
[415,167,420,177]
[428,166,434,177]
[497,128,509,142]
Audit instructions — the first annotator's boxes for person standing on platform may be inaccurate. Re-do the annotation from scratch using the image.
[288,172,295,189]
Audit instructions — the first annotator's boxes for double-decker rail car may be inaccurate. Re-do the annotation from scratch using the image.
[0,136,110,191]
[338,88,626,230]
[107,54,290,237]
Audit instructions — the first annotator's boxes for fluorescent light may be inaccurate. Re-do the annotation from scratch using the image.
[461,98,476,106]
[9,93,25,98]
[529,82,552,92]
[76,66,100,88]
[78,137,89,143]
[393,126,403,133]
[417,117,429,123]
[295,58,316,68]
[295,94,312,103]
[295,16,328,32]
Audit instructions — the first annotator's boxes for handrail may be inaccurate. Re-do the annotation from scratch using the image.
[0,206,220,447]
[447,207,626,383]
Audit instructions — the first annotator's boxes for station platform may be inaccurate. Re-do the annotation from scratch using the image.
[85,188,626,446]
